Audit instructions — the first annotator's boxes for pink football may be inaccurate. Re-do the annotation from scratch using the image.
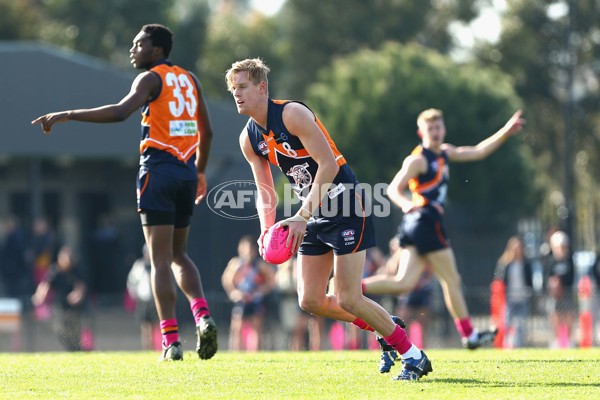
[263,224,295,264]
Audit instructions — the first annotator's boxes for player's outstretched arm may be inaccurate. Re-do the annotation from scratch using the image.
[31,72,159,134]
[444,109,525,162]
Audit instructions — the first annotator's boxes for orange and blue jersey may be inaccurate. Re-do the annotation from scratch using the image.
[408,145,449,209]
[246,99,352,199]
[246,99,376,255]
[139,61,201,180]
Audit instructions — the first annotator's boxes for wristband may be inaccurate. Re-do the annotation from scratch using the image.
[299,207,312,220]
[290,214,309,223]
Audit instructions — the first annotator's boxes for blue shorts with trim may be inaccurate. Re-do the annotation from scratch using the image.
[398,205,449,254]
[136,168,196,216]
[299,184,376,256]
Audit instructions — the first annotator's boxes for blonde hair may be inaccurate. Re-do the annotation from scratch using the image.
[225,58,270,92]
[417,108,444,128]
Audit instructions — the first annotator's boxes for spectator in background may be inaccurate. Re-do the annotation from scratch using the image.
[32,245,87,351]
[0,215,32,300]
[545,231,575,348]
[590,252,600,289]
[90,213,125,296]
[127,244,160,351]
[29,217,56,285]
[276,257,324,351]
[494,236,533,348]
[221,235,276,351]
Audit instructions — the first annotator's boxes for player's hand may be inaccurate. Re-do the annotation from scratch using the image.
[31,111,71,134]
[503,109,525,137]
[195,173,207,204]
[67,290,83,305]
[279,215,308,254]
[258,227,270,257]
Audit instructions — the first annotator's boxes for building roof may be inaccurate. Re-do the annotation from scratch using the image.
[1,41,247,163]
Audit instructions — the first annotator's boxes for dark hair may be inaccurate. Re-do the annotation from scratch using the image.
[141,24,173,57]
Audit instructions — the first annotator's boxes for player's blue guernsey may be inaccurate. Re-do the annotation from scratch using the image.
[408,145,449,209]
[246,99,357,200]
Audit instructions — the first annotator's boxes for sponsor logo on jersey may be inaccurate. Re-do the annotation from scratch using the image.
[328,183,347,199]
[169,120,197,136]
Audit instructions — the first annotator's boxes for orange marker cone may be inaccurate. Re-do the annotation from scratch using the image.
[578,275,593,348]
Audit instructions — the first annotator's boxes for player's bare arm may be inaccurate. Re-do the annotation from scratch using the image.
[240,129,277,253]
[221,258,244,302]
[444,109,525,162]
[192,74,214,204]
[387,154,427,213]
[31,71,160,133]
[278,102,340,252]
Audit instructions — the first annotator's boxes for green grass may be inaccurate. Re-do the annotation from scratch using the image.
[1,348,599,399]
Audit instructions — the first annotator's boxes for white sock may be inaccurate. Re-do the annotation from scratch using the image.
[468,330,479,342]
[401,344,422,360]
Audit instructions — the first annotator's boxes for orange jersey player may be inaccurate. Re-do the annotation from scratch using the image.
[32,24,217,362]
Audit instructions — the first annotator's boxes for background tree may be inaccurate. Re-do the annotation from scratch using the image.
[0,0,42,40]
[33,0,175,68]
[197,7,287,99]
[474,0,600,247]
[276,0,479,97]
[169,0,211,71]
[306,42,538,228]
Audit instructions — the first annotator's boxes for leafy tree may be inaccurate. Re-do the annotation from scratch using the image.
[0,0,42,40]
[277,0,479,97]
[169,0,211,71]
[474,0,600,243]
[306,42,537,227]
[198,8,287,98]
[36,0,175,68]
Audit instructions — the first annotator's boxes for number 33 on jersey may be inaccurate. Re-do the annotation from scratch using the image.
[140,62,201,162]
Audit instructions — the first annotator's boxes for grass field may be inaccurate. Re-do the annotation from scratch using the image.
[1,348,599,399]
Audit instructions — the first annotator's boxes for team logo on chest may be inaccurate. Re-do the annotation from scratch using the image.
[286,162,313,193]
[275,132,288,143]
